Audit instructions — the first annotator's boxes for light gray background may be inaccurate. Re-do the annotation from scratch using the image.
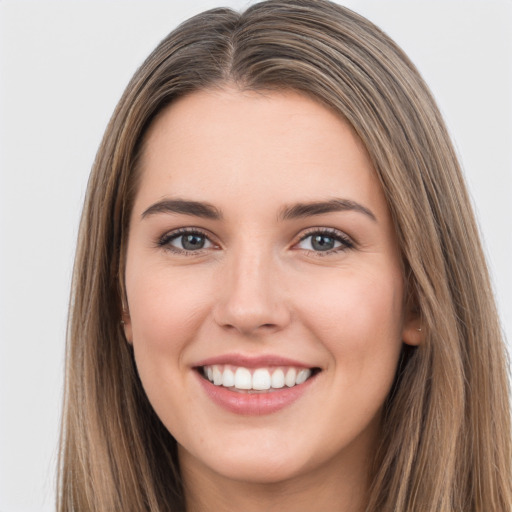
[0,1,511,510]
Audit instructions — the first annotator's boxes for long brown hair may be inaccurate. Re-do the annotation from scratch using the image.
[58,1,512,510]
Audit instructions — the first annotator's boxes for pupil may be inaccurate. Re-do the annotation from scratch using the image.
[182,234,205,250]
[312,234,334,251]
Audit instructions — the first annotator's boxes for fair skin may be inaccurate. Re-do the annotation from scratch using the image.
[123,87,421,512]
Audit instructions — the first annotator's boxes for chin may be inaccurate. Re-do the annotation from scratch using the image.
[209,454,310,485]
[177,435,302,482]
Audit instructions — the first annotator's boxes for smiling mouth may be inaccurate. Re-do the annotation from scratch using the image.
[196,364,321,393]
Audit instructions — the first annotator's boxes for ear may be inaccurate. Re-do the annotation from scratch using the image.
[122,307,133,344]
[401,308,423,346]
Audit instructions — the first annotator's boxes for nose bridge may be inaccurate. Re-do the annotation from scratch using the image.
[214,236,289,335]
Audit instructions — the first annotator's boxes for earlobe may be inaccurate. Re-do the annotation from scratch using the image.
[121,308,133,344]
[402,312,423,346]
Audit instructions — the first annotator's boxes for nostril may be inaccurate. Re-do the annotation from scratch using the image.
[218,320,282,336]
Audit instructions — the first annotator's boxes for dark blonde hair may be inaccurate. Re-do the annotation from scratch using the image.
[58,1,512,510]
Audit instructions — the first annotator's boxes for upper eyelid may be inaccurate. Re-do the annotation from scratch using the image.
[160,226,215,240]
[296,226,353,242]
[298,226,345,237]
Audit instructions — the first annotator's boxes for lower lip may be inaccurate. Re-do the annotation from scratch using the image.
[196,372,317,415]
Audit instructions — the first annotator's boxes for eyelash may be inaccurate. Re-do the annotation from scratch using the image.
[296,227,355,256]
[157,228,216,255]
[156,227,354,256]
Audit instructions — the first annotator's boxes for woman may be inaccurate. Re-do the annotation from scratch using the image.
[57,1,512,510]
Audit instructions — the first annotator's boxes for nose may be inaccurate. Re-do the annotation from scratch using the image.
[212,245,291,337]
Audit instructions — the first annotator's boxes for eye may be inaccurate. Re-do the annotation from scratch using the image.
[296,229,353,253]
[158,229,216,253]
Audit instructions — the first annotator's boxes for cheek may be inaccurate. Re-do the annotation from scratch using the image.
[125,265,213,432]
[295,266,404,367]
[125,262,213,380]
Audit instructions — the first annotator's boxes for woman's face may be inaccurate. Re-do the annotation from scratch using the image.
[124,88,420,487]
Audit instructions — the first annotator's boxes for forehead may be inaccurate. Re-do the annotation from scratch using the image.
[134,87,387,219]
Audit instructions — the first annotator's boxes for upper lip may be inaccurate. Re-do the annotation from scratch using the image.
[193,353,317,369]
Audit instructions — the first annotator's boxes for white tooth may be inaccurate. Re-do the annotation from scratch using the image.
[285,368,297,387]
[271,369,285,389]
[213,365,223,385]
[296,369,311,385]
[207,366,213,382]
[252,369,271,390]
[234,367,252,390]
[222,367,235,387]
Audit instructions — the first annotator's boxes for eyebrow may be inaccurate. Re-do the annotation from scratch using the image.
[279,199,377,222]
[141,199,222,220]
[140,197,376,223]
